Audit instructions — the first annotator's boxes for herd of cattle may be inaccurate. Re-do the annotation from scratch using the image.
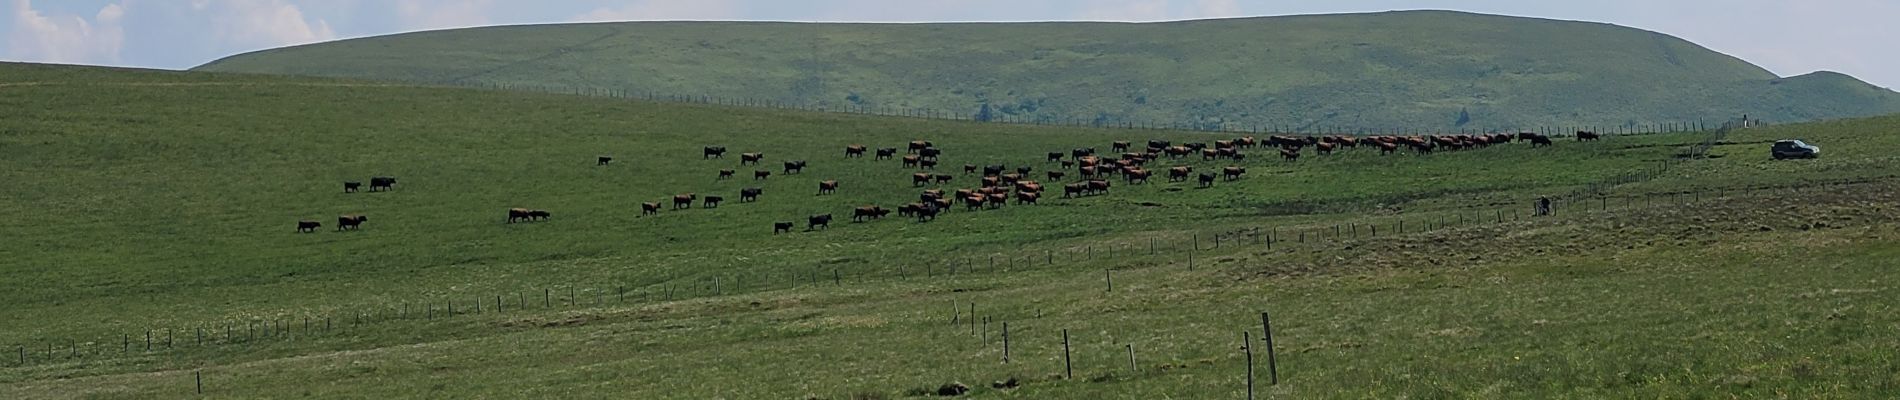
[296,130,1598,233]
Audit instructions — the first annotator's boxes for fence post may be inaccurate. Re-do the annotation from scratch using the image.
[1127,344,1138,372]
[1002,322,1011,363]
[1062,329,1073,380]
[1244,331,1255,400]
[1261,312,1279,385]
[1105,269,1114,292]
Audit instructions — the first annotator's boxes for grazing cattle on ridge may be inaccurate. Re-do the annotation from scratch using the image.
[740,187,762,202]
[343,181,361,193]
[369,177,397,192]
[818,180,840,194]
[1576,131,1601,141]
[875,148,897,160]
[296,220,320,233]
[773,222,794,234]
[1087,179,1112,195]
[1124,168,1152,184]
[673,193,697,209]
[507,208,533,223]
[1016,191,1041,204]
[908,140,933,153]
[919,147,942,160]
[1201,148,1221,161]
[1111,141,1131,153]
[1222,166,1246,181]
[1379,142,1399,155]
[1198,173,1216,187]
[704,146,727,159]
[902,155,921,168]
[913,173,934,187]
[740,152,763,165]
[1515,132,1544,143]
[1317,142,1336,155]
[845,145,866,158]
[808,214,833,230]
[642,202,661,215]
[598,156,613,166]
[337,215,367,231]
[1237,136,1258,148]
[1047,171,1066,181]
[935,174,954,184]
[914,203,941,221]
[1063,183,1088,198]
[1169,166,1193,182]
[1280,149,1301,161]
[853,206,890,222]
[783,160,808,174]
[702,195,724,208]
[718,169,735,180]
[1530,136,1554,147]
[754,170,772,180]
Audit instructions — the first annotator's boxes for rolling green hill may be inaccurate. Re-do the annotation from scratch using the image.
[6,62,1900,398]
[195,10,1900,131]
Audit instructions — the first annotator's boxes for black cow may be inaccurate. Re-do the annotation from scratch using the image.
[1048,152,1063,162]
[704,146,727,159]
[740,187,762,202]
[369,177,396,192]
[598,156,613,166]
[784,160,807,174]
[919,147,942,160]
[773,221,794,234]
[1198,173,1216,187]
[875,148,897,160]
[343,181,361,193]
[703,196,724,208]
[808,214,833,230]
[337,215,367,231]
[296,220,320,233]
[527,210,550,221]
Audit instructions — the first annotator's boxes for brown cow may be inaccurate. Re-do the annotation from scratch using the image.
[641,202,661,215]
[964,195,986,210]
[507,208,532,223]
[1280,149,1301,161]
[1111,141,1131,152]
[1063,183,1088,198]
[673,193,697,209]
[1016,191,1041,204]
[1222,166,1246,181]
[987,192,1008,208]
[913,172,933,187]
[1087,179,1112,195]
[981,176,1001,188]
[818,180,839,194]
[902,155,921,168]
[853,206,890,222]
[908,140,933,153]
[1124,168,1151,184]
[740,152,763,165]
[1168,166,1193,182]
[296,220,320,233]
[1317,142,1336,155]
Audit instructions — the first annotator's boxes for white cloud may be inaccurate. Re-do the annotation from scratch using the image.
[571,0,740,22]
[1075,0,1248,22]
[395,0,493,31]
[5,0,126,64]
[193,0,335,49]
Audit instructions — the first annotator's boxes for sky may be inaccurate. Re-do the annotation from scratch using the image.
[3,0,1896,88]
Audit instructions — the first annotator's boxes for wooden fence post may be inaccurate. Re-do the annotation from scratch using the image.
[1002,322,1011,363]
[1244,331,1255,400]
[1262,312,1279,385]
[1063,329,1073,380]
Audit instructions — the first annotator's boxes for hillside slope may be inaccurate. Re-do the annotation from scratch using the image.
[196,10,1900,130]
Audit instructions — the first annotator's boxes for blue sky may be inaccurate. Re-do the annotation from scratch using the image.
[4,0,1896,88]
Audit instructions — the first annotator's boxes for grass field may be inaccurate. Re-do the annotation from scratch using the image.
[194,11,1900,131]
[3,62,1898,398]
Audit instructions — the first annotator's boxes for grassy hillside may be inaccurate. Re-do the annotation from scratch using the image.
[3,62,1898,398]
[195,10,1900,130]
